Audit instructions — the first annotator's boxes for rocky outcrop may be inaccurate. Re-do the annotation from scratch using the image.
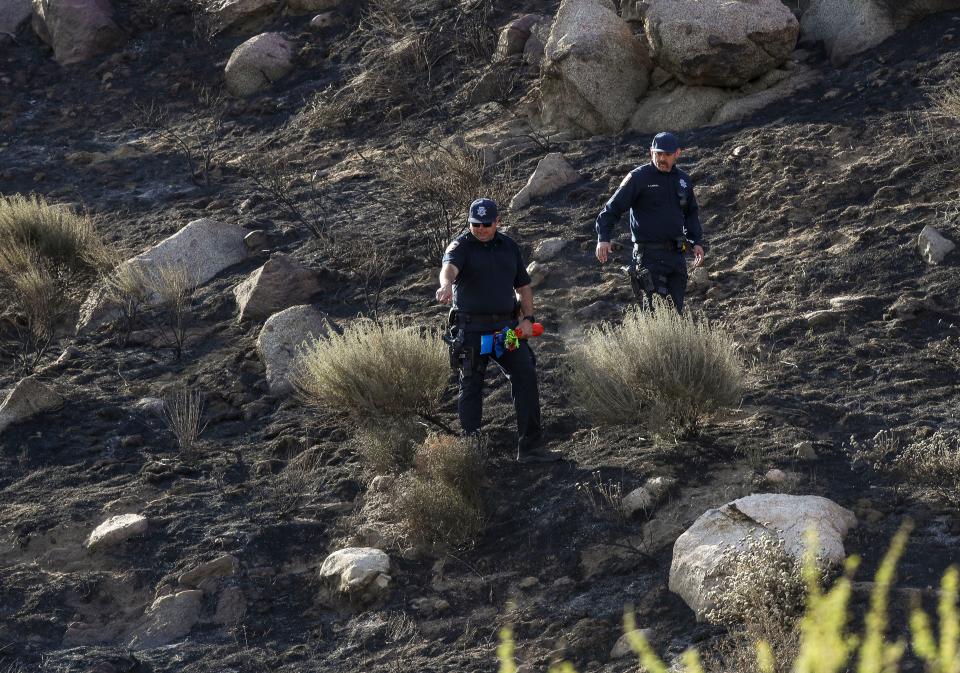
[78,218,248,333]
[234,253,322,323]
[225,32,293,98]
[0,0,31,34]
[918,225,955,265]
[800,0,960,65]
[0,376,64,435]
[257,304,337,395]
[495,14,543,59]
[510,153,581,209]
[31,0,125,65]
[319,547,391,604]
[86,514,148,552]
[643,0,798,87]
[540,0,650,136]
[669,494,856,619]
[208,0,279,35]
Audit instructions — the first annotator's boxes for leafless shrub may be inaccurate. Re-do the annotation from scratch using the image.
[133,87,225,187]
[162,386,206,454]
[148,263,195,359]
[566,307,745,439]
[103,262,153,345]
[575,470,626,524]
[387,140,517,262]
[244,154,338,241]
[453,0,496,63]
[262,458,318,519]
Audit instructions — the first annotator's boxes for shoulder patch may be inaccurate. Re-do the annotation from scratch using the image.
[445,240,460,254]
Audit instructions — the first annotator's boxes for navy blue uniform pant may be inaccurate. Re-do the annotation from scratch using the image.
[638,248,688,312]
[457,331,541,452]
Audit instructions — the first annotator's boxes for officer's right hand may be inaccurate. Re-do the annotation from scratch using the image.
[595,241,612,264]
[436,282,453,304]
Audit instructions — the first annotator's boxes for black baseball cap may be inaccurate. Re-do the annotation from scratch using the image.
[468,198,498,224]
[651,132,680,153]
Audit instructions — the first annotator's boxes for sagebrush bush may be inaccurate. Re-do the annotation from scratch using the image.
[704,534,811,636]
[355,419,425,475]
[293,317,448,421]
[852,429,960,503]
[398,434,486,548]
[566,307,744,437]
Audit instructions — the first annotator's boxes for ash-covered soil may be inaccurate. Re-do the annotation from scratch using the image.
[1,2,959,672]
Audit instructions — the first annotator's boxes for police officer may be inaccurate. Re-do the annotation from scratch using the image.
[595,131,705,312]
[436,198,551,462]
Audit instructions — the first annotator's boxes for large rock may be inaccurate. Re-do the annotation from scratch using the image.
[541,0,650,136]
[225,32,293,98]
[918,225,955,265]
[78,218,248,333]
[257,304,336,395]
[208,0,279,35]
[510,153,581,209]
[669,494,856,619]
[1,0,31,34]
[644,0,798,87]
[234,253,321,323]
[128,590,203,649]
[800,0,960,65]
[179,554,239,592]
[31,0,125,65]
[86,514,148,552]
[710,65,821,126]
[630,85,733,133]
[0,376,63,435]
[319,547,391,603]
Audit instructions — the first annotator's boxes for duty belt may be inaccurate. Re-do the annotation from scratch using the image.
[634,241,675,253]
[456,312,515,324]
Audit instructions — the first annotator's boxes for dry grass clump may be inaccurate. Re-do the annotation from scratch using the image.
[103,262,153,344]
[150,263,196,360]
[851,429,960,504]
[398,434,485,548]
[293,317,448,421]
[566,307,745,438]
[0,195,111,372]
[355,419,425,475]
[162,386,206,455]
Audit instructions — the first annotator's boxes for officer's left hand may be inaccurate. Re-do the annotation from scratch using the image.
[517,318,534,337]
[692,245,705,268]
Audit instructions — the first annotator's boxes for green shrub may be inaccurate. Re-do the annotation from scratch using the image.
[566,307,745,437]
[293,317,448,422]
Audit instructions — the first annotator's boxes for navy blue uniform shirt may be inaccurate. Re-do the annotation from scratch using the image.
[596,163,703,246]
[441,230,531,314]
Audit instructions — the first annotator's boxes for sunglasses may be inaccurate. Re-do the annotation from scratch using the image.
[469,221,495,228]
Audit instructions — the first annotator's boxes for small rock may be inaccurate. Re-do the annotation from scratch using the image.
[309,11,340,28]
[128,590,203,649]
[533,237,568,262]
[179,554,239,591]
[234,253,321,323]
[918,225,955,265]
[243,229,267,250]
[611,628,653,659]
[86,514,148,552]
[369,475,395,493]
[518,576,539,589]
[133,397,165,416]
[510,153,580,209]
[318,548,391,603]
[257,305,337,395]
[765,468,787,483]
[687,266,710,292]
[225,32,294,98]
[0,376,64,435]
[621,487,652,517]
[732,145,749,157]
[644,476,676,502]
[794,441,817,460]
[526,261,549,288]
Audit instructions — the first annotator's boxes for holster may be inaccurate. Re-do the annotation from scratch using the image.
[624,262,655,302]
[444,309,478,377]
